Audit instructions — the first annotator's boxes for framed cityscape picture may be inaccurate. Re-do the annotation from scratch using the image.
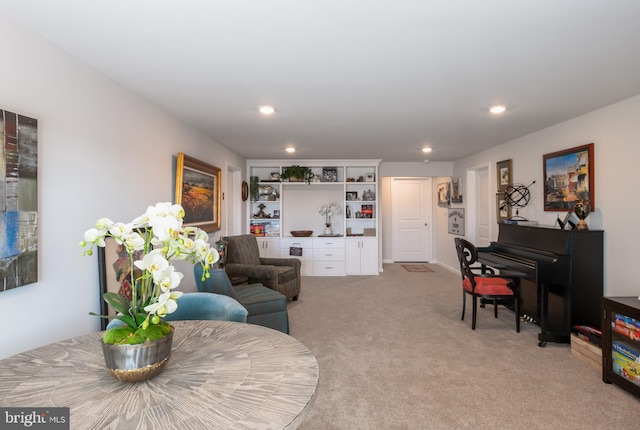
[543,143,594,211]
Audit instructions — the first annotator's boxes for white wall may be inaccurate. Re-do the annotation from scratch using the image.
[438,95,640,297]
[0,14,245,359]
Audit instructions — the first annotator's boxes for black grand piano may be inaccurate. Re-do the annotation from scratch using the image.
[477,223,603,346]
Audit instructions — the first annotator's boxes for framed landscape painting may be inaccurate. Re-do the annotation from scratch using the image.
[543,143,594,211]
[175,152,221,232]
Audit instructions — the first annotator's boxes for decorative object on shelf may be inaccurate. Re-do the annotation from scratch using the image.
[273,209,280,219]
[346,204,352,218]
[254,203,271,218]
[496,159,512,193]
[291,230,313,237]
[175,152,221,232]
[362,189,375,201]
[504,180,535,220]
[451,177,463,204]
[365,173,375,182]
[258,185,279,201]
[437,182,451,206]
[80,202,217,381]
[282,165,313,184]
[363,228,376,236]
[322,167,338,182]
[346,191,358,201]
[319,201,341,235]
[573,199,591,230]
[543,143,594,211]
[250,176,260,200]
[361,204,374,218]
[270,172,281,181]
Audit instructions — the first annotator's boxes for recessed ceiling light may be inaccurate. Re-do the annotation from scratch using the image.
[422,147,432,153]
[489,105,506,114]
[259,105,275,115]
[285,147,296,153]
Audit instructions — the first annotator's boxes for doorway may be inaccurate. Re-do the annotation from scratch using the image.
[391,177,432,262]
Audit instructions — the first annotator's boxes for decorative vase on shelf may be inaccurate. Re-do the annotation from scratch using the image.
[101,326,174,382]
[574,200,591,230]
[324,226,333,235]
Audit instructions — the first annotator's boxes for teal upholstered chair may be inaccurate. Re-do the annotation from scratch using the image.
[222,234,301,300]
[106,292,247,329]
[194,266,290,334]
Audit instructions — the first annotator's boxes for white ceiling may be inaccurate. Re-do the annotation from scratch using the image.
[1,0,640,162]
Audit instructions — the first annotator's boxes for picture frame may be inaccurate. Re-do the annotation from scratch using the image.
[448,208,465,235]
[365,173,375,182]
[322,167,338,182]
[543,143,595,211]
[346,191,358,201]
[175,152,221,232]
[437,182,451,207]
[451,176,463,204]
[496,159,512,192]
[496,193,511,222]
[98,237,142,330]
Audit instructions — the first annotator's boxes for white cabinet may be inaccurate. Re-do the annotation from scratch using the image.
[256,237,280,258]
[346,238,379,275]
[311,238,345,276]
[247,159,381,276]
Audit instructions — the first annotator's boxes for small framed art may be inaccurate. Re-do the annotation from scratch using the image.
[497,159,512,192]
[496,193,511,222]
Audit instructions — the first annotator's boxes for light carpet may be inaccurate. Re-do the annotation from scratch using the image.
[287,263,637,430]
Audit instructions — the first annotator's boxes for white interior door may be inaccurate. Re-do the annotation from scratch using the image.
[475,167,490,247]
[391,177,432,262]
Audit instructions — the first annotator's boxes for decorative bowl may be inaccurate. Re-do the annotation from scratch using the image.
[290,230,313,237]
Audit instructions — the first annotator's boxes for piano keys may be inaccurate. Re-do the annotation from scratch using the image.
[477,223,603,346]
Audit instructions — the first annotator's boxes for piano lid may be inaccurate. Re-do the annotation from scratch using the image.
[497,223,570,256]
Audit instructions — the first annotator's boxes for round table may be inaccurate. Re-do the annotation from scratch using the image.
[0,320,319,429]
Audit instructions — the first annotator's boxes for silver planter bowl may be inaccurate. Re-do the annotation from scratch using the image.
[101,327,173,382]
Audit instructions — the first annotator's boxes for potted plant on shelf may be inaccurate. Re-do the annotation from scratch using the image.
[79,202,218,382]
[281,165,314,184]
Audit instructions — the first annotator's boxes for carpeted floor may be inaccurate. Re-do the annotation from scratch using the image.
[401,264,434,272]
[287,263,637,430]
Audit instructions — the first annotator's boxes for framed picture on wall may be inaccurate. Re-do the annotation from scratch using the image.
[175,152,221,232]
[496,159,512,192]
[437,182,451,206]
[448,208,465,235]
[451,177,463,204]
[496,193,511,222]
[543,143,594,211]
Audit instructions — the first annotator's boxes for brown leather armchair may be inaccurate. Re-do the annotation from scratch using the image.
[223,234,301,300]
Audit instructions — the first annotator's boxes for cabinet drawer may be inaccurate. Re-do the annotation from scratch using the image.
[280,237,312,248]
[312,261,345,276]
[313,238,345,249]
[312,248,345,261]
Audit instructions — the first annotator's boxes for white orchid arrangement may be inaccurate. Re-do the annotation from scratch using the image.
[80,202,218,345]
[319,201,342,227]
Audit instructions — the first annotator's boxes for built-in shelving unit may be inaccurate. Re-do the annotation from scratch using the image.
[247,159,381,276]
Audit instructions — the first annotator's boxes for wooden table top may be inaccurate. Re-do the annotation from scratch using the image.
[0,320,319,429]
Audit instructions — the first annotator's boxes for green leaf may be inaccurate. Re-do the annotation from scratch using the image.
[103,292,131,316]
